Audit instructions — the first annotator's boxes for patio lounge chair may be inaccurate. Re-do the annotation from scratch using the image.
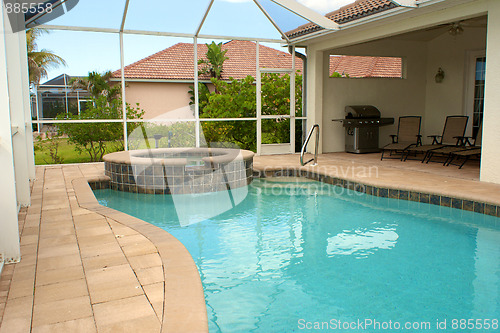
[403,115,468,162]
[381,116,422,160]
[425,122,482,165]
[446,147,481,169]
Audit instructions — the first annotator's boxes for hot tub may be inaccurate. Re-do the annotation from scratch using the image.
[103,148,254,194]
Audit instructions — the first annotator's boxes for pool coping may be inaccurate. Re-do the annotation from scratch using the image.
[72,175,209,333]
[104,148,255,166]
[253,167,500,217]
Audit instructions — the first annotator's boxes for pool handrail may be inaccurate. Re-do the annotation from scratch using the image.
[300,124,320,166]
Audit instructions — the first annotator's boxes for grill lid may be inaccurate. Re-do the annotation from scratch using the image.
[345,105,381,119]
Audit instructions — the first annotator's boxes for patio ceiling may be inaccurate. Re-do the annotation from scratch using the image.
[391,15,488,42]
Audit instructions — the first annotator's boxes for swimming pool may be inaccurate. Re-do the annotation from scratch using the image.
[94,178,500,332]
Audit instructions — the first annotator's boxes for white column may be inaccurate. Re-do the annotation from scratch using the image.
[481,0,500,184]
[306,48,323,153]
[0,6,21,262]
[4,9,30,206]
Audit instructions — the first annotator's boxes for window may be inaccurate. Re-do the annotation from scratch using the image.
[329,55,403,79]
[472,56,486,138]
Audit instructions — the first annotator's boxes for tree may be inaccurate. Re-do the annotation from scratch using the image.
[330,71,350,78]
[188,82,210,108]
[56,70,143,162]
[189,41,228,110]
[70,71,121,102]
[57,95,144,162]
[198,42,229,79]
[200,73,302,151]
[201,76,257,150]
[26,28,66,85]
[192,41,303,151]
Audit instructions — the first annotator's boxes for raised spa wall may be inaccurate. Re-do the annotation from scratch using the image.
[104,148,254,195]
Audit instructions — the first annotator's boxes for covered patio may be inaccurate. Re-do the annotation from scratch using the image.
[297,0,500,185]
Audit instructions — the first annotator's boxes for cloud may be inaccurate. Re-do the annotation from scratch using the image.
[297,0,355,14]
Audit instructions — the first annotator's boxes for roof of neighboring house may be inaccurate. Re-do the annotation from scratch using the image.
[40,73,83,86]
[329,55,402,78]
[112,40,303,81]
[286,0,399,39]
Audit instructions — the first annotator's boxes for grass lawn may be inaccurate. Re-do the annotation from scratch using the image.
[34,138,123,165]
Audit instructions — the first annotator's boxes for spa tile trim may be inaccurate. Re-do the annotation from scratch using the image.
[104,149,254,195]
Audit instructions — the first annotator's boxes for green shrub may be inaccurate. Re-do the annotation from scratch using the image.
[57,95,144,162]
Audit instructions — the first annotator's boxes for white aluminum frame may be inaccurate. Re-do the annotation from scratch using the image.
[269,0,340,30]
[35,83,91,119]
[29,0,319,152]
[257,64,297,155]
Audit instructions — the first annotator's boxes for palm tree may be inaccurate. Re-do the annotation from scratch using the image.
[70,71,121,102]
[26,28,66,85]
[198,41,229,80]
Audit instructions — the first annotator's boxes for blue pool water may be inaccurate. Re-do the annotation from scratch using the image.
[94,179,500,332]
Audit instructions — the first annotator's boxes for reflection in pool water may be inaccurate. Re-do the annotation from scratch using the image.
[326,225,399,257]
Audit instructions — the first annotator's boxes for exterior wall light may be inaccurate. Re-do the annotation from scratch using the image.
[435,68,445,83]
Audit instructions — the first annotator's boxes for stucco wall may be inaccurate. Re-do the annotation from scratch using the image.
[319,25,486,153]
[124,82,195,120]
[322,39,428,152]
[303,0,493,154]
[424,27,487,138]
[481,0,500,183]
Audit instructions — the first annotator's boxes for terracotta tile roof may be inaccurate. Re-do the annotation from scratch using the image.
[112,40,303,81]
[329,55,402,78]
[286,0,398,39]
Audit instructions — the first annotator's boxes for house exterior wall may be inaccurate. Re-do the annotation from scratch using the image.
[305,49,324,153]
[319,22,486,153]
[0,7,22,262]
[304,1,487,153]
[321,39,428,152]
[124,81,209,120]
[303,0,500,184]
[481,0,500,183]
[424,26,487,138]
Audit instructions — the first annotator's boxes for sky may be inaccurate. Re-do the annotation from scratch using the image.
[35,0,355,82]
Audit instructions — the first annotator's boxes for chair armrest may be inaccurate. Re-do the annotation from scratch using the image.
[428,135,441,145]
[464,136,474,146]
[390,135,398,143]
[453,135,471,146]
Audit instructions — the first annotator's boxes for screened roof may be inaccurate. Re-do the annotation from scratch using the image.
[26,0,341,43]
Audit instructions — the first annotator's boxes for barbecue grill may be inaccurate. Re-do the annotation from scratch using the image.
[333,105,394,153]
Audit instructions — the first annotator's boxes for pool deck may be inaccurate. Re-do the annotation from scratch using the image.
[254,152,500,206]
[0,164,207,333]
[1,153,499,332]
